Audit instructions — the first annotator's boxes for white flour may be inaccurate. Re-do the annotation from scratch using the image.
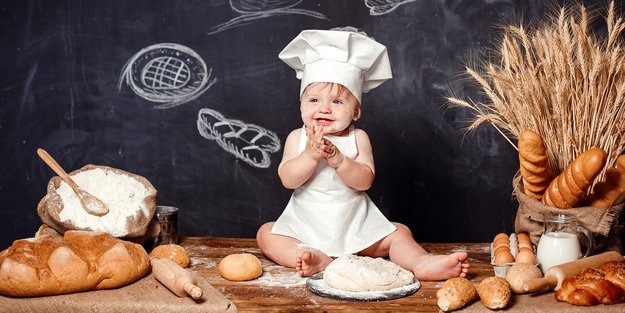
[56,168,150,237]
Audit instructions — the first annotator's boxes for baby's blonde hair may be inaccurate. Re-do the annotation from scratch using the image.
[302,82,361,120]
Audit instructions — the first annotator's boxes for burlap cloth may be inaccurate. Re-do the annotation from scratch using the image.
[512,176,624,253]
[0,272,237,313]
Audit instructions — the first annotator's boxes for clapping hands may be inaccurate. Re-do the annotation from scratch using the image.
[305,125,344,168]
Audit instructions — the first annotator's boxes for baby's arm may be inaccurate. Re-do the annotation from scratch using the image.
[278,128,321,189]
[333,129,375,191]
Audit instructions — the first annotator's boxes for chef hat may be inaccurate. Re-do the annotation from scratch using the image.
[278,29,392,104]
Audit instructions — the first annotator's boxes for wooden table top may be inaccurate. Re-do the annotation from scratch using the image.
[180,237,625,313]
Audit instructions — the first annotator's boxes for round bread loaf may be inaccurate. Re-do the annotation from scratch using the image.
[218,253,263,281]
[149,244,190,268]
[505,263,542,294]
[0,230,149,297]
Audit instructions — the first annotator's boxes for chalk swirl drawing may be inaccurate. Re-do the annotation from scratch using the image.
[118,43,217,109]
[197,108,281,168]
[365,0,417,16]
[207,0,328,35]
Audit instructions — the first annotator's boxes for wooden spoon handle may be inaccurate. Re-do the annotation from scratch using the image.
[36,148,79,190]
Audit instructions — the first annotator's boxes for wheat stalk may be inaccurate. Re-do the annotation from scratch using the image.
[448,1,625,180]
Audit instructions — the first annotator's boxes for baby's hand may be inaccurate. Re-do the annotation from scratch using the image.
[306,125,343,168]
[319,139,344,168]
[304,125,323,161]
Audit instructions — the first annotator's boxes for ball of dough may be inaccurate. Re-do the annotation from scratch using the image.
[219,253,263,281]
[149,244,190,268]
[323,255,414,292]
[505,263,542,294]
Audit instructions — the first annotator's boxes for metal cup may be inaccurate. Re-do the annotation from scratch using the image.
[154,205,179,246]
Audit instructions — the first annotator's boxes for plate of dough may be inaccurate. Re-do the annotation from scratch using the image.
[306,255,420,301]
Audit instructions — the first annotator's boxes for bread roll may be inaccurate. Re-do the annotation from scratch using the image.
[478,276,511,309]
[506,263,542,294]
[218,253,263,281]
[436,277,478,312]
[149,244,190,268]
[518,130,552,200]
[0,231,149,297]
[542,147,607,208]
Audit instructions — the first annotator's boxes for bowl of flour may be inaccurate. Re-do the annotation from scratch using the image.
[37,164,157,238]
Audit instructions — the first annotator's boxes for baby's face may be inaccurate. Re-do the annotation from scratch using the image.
[300,83,359,136]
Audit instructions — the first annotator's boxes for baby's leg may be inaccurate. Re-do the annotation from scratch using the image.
[256,222,332,276]
[359,223,469,281]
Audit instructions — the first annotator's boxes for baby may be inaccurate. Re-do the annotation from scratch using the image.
[256,30,469,280]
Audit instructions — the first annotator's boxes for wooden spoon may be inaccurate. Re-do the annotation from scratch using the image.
[37,148,109,216]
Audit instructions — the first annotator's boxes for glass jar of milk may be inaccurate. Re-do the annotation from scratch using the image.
[536,213,593,273]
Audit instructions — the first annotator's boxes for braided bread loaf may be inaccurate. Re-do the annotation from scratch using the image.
[555,261,625,305]
[542,147,607,208]
[518,130,552,200]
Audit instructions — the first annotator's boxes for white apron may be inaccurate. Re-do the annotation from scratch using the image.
[271,125,397,257]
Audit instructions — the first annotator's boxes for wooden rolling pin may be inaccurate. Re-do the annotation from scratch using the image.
[150,257,203,299]
[523,251,623,293]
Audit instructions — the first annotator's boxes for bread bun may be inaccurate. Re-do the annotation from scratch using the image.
[437,277,478,312]
[149,244,190,268]
[218,253,263,281]
[478,276,511,309]
[506,263,542,293]
[0,231,149,297]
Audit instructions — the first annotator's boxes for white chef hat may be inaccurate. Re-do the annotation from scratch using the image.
[278,29,392,104]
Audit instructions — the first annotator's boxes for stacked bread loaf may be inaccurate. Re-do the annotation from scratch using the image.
[518,130,625,208]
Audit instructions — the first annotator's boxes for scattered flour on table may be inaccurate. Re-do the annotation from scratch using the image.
[56,168,150,237]
[249,265,307,288]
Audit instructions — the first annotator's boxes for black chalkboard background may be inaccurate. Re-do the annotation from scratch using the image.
[0,0,604,250]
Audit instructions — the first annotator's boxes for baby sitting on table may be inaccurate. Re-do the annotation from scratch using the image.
[256,29,469,280]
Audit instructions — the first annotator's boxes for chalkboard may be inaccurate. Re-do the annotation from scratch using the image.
[0,0,591,250]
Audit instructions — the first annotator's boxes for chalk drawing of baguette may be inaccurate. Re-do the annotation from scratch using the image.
[197,108,281,168]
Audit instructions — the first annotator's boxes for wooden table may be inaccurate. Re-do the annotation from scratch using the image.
[181,237,625,312]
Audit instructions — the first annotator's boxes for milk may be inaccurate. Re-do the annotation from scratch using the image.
[536,231,582,272]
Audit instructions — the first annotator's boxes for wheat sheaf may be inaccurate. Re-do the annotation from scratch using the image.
[448,1,625,180]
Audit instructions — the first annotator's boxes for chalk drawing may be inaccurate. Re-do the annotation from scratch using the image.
[197,108,281,168]
[330,26,369,37]
[118,43,217,109]
[365,0,417,16]
[207,0,328,35]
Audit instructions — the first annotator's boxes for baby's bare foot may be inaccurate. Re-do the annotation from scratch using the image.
[295,251,333,276]
[412,252,469,281]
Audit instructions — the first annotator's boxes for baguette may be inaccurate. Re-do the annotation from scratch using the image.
[0,230,149,297]
[542,147,607,208]
[437,277,478,311]
[585,167,625,208]
[478,276,512,309]
[518,130,552,200]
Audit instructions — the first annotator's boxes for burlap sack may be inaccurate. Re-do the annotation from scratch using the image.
[37,164,157,239]
[512,176,624,253]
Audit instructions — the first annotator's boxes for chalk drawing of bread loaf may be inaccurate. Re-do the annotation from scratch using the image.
[197,108,281,168]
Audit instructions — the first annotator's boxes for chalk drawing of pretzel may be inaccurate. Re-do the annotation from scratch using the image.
[197,108,281,168]
[118,43,217,109]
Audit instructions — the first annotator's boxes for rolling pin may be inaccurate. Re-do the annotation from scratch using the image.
[150,257,203,299]
[523,251,623,293]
